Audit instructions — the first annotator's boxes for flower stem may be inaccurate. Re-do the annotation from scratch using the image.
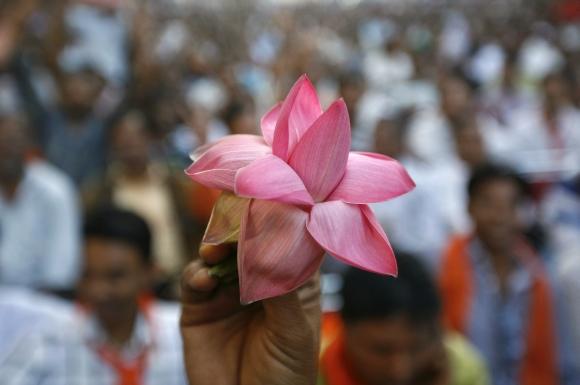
[208,257,238,285]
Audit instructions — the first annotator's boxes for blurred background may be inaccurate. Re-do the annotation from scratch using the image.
[0,0,579,384]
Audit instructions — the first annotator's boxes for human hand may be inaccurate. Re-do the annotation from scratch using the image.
[180,244,321,385]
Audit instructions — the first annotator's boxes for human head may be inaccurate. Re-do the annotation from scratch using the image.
[222,98,257,135]
[60,68,105,120]
[542,71,569,111]
[109,109,152,174]
[338,70,366,121]
[451,114,486,168]
[341,254,443,385]
[467,164,527,254]
[373,109,413,159]
[0,112,28,186]
[80,207,153,325]
[439,73,473,120]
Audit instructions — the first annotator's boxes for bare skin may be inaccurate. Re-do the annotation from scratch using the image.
[180,244,321,385]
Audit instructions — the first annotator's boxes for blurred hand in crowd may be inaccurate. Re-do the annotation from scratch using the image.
[180,244,321,385]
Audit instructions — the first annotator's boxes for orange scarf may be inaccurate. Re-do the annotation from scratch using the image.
[439,235,558,385]
[320,329,365,385]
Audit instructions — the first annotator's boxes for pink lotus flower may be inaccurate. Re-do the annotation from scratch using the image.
[186,75,415,303]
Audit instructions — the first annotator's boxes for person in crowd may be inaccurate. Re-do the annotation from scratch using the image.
[498,71,580,179]
[439,164,579,385]
[370,110,452,270]
[74,206,187,384]
[0,285,73,385]
[541,173,580,362]
[0,112,80,291]
[12,57,114,186]
[337,70,373,150]
[319,253,490,385]
[406,72,475,164]
[82,110,202,297]
[438,114,488,235]
[221,96,258,135]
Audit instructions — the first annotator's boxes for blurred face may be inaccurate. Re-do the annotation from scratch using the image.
[440,78,471,118]
[110,114,151,172]
[340,80,365,119]
[543,75,568,108]
[374,119,403,158]
[454,122,485,168]
[80,238,149,325]
[345,316,444,385]
[61,71,104,117]
[229,109,258,135]
[469,179,521,253]
[0,117,27,184]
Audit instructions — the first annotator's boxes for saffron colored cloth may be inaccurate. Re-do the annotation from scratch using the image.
[318,316,490,385]
[439,235,560,385]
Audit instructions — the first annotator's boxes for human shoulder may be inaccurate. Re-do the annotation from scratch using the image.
[445,332,491,385]
[26,161,77,201]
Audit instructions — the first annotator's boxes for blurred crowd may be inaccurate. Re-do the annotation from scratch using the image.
[1,0,580,384]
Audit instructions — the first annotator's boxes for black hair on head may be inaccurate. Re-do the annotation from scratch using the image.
[467,163,529,200]
[83,206,152,265]
[340,253,441,325]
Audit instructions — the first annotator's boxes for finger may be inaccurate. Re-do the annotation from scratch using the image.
[181,261,219,303]
[181,280,245,326]
[180,260,246,326]
[199,243,235,265]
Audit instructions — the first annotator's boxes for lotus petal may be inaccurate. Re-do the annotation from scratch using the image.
[203,192,250,245]
[261,102,282,146]
[238,200,323,304]
[307,201,397,275]
[272,75,322,161]
[185,135,270,191]
[235,155,314,206]
[288,99,351,201]
[328,152,415,204]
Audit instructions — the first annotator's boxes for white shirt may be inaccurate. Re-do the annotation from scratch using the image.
[64,301,187,385]
[541,182,580,358]
[0,162,80,289]
[1,296,187,385]
[497,105,580,179]
[0,287,75,385]
[406,107,454,164]
[371,156,454,272]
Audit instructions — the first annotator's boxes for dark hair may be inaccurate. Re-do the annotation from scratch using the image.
[83,206,152,265]
[338,69,365,90]
[222,99,253,127]
[107,108,150,138]
[467,163,528,199]
[340,253,441,325]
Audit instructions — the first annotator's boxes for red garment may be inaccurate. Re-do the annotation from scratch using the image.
[439,235,558,385]
[94,344,148,385]
[320,331,365,385]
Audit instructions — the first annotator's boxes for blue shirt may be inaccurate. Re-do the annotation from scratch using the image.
[466,238,579,385]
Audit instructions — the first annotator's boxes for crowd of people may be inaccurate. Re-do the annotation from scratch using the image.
[1,0,579,384]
